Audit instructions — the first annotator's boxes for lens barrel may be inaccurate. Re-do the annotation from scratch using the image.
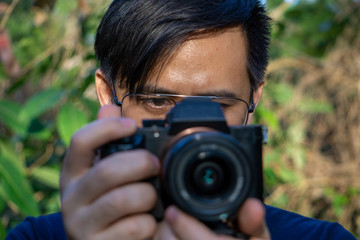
[161,131,252,222]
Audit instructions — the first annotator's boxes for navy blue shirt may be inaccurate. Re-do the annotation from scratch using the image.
[6,205,356,240]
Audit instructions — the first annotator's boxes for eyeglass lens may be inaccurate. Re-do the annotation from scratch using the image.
[120,94,249,125]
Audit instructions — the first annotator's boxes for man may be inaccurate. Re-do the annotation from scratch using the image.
[6,0,355,239]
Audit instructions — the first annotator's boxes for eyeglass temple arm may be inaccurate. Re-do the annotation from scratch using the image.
[112,81,123,107]
[248,89,255,113]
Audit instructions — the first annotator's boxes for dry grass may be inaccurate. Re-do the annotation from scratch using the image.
[265,6,360,235]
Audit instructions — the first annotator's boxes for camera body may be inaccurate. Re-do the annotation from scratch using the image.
[100,98,266,237]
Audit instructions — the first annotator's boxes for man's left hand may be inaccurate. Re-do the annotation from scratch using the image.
[155,198,270,240]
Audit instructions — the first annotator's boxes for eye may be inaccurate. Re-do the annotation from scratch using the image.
[139,97,175,114]
[212,99,235,109]
[143,97,170,107]
[219,102,232,109]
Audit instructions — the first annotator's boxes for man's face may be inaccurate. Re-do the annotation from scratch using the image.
[96,28,263,126]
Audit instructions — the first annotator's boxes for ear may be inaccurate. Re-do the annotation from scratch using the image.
[246,81,264,125]
[95,69,113,106]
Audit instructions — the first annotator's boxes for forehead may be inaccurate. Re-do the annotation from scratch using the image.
[146,28,250,98]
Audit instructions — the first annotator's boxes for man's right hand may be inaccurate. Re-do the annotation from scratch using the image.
[60,105,160,240]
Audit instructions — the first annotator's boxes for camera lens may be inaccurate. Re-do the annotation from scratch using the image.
[191,153,229,198]
[194,161,223,194]
[162,131,252,222]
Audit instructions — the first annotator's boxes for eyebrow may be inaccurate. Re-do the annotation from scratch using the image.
[141,84,240,99]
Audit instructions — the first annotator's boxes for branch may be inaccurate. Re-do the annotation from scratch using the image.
[0,0,19,31]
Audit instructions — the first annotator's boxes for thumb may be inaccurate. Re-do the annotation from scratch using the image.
[237,198,270,239]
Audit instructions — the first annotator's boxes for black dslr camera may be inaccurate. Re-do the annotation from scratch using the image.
[100,98,266,237]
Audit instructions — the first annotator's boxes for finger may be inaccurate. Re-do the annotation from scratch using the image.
[62,149,160,206]
[93,104,130,166]
[237,198,270,239]
[92,214,157,240]
[153,221,177,240]
[79,182,157,232]
[165,206,234,240]
[97,104,121,119]
[60,116,137,190]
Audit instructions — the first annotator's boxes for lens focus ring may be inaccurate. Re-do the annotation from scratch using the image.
[161,131,252,222]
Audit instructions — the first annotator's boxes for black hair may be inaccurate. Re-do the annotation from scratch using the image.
[95,0,271,94]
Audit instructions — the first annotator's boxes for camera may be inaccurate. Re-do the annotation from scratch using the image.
[100,98,266,237]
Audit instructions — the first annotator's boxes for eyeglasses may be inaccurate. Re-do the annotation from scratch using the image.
[113,92,255,126]
[113,90,254,125]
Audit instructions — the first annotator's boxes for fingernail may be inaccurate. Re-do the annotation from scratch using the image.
[165,205,178,223]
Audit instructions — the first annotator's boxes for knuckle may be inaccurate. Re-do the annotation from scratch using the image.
[100,200,121,216]
[69,130,86,149]
[93,160,116,182]
[125,220,141,238]
[63,213,84,239]
[109,190,130,210]
[61,190,77,218]
[101,184,155,215]
[61,198,71,216]
[64,222,78,239]
[99,188,134,215]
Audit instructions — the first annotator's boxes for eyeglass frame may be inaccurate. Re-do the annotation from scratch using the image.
[111,81,255,115]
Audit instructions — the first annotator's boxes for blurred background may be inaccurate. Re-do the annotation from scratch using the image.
[0,0,359,238]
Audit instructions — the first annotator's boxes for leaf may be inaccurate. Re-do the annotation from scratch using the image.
[0,99,27,136]
[27,118,52,140]
[271,192,289,209]
[297,99,334,113]
[255,105,280,130]
[268,82,294,104]
[0,214,6,240]
[277,166,299,183]
[56,104,89,147]
[79,97,100,121]
[54,0,78,14]
[0,141,24,174]
[31,167,60,189]
[19,88,66,124]
[0,155,39,216]
[287,120,305,144]
[264,168,278,188]
[287,146,306,170]
[44,191,61,214]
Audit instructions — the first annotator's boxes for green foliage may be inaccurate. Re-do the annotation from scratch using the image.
[57,103,89,147]
[31,166,60,189]
[270,0,349,58]
[20,88,66,125]
[0,155,39,216]
[256,0,360,237]
[0,0,101,234]
[0,100,26,136]
[297,99,333,113]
